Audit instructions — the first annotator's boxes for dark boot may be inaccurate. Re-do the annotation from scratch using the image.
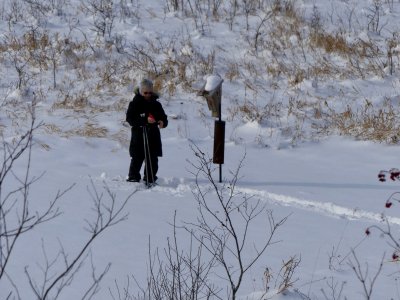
[128,156,144,182]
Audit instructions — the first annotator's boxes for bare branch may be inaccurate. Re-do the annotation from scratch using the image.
[186,143,289,299]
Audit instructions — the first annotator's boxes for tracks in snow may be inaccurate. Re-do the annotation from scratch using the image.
[236,187,400,226]
[98,174,400,226]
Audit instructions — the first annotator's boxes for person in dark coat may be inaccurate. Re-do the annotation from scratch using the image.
[126,79,168,183]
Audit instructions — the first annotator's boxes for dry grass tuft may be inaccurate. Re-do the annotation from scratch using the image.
[64,122,109,138]
[228,98,283,124]
[319,98,400,143]
[43,123,63,135]
[310,32,353,54]
[52,94,90,111]
[110,129,130,147]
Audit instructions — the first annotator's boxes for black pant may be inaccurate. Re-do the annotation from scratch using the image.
[128,127,159,182]
[128,152,158,182]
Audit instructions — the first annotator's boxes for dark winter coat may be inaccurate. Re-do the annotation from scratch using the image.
[126,92,168,157]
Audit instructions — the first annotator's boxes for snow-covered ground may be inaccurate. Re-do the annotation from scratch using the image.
[7,127,400,299]
[2,0,400,299]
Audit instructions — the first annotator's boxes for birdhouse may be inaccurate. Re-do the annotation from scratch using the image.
[198,75,224,118]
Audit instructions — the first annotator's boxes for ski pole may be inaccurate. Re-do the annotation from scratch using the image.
[143,126,155,184]
[142,126,150,185]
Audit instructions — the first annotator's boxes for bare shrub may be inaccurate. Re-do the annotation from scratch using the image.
[0,111,62,283]
[165,0,179,12]
[109,147,293,300]
[118,212,220,300]
[123,35,215,93]
[320,277,347,300]
[96,59,123,87]
[386,33,400,76]
[365,0,388,34]
[4,0,25,28]
[225,0,239,30]
[118,0,140,23]
[2,33,33,90]
[80,0,115,39]
[347,39,387,78]
[242,0,258,30]
[368,170,400,260]
[24,29,65,88]
[22,0,53,25]
[341,170,400,300]
[125,40,161,77]
[271,0,297,19]
[165,0,223,19]
[310,4,322,34]
[24,180,132,299]
[0,103,133,298]
[186,145,289,299]
[347,251,384,300]
[0,28,71,89]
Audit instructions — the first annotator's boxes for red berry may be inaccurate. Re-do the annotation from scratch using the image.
[386,202,393,208]
[389,169,400,180]
[393,253,399,260]
[378,172,386,182]
[365,228,371,235]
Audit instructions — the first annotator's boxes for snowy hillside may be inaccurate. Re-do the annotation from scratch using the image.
[1,0,400,299]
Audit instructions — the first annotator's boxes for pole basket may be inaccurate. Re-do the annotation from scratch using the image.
[213,120,225,164]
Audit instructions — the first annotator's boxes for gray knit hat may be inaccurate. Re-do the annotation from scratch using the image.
[139,78,153,93]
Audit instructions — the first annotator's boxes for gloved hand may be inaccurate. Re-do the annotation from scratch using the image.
[138,113,147,126]
[147,113,156,124]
